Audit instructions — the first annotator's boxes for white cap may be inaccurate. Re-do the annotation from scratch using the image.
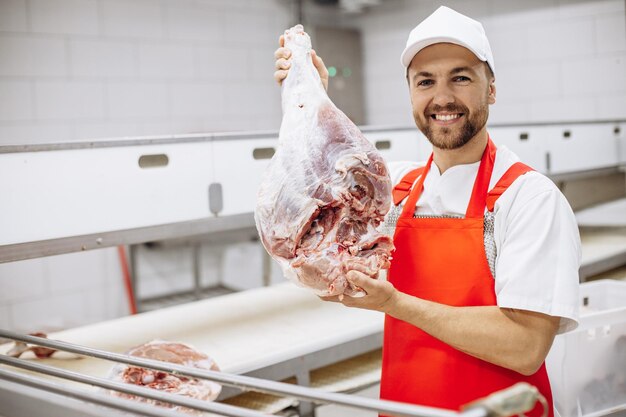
[400,6,495,76]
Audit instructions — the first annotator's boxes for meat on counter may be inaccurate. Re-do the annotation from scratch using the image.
[109,340,221,414]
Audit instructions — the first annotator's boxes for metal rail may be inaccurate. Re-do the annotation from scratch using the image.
[0,366,230,417]
[0,330,479,417]
[0,118,623,153]
[0,356,266,417]
[0,213,256,264]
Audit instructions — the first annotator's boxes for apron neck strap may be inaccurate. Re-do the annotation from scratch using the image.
[399,152,433,218]
[465,138,497,218]
[399,137,497,219]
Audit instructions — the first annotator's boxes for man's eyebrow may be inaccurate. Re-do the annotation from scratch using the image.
[412,71,433,83]
[450,66,477,75]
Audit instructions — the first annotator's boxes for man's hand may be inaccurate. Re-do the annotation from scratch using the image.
[320,271,398,312]
[321,270,560,375]
[273,34,329,91]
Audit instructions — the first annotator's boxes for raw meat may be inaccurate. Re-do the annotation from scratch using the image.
[7,332,57,359]
[255,25,394,297]
[109,340,221,414]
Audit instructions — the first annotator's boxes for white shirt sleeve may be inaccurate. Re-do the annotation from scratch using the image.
[493,172,581,334]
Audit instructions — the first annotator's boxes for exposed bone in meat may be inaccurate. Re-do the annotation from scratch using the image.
[7,332,57,359]
[109,340,221,414]
[255,25,394,297]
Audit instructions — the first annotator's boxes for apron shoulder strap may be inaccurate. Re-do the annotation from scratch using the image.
[392,167,425,206]
[486,162,534,211]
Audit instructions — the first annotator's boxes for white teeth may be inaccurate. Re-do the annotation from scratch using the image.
[434,114,461,121]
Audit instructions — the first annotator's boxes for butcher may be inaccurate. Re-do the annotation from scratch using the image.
[273,6,581,416]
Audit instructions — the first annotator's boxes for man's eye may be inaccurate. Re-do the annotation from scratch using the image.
[417,79,433,87]
[454,76,470,82]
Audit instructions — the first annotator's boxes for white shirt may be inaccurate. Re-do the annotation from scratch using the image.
[386,145,581,334]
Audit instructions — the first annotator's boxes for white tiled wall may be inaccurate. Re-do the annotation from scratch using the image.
[0,0,291,145]
[356,0,626,126]
[0,248,127,333]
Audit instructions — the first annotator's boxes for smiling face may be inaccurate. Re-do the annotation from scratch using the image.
[407,43,495,150]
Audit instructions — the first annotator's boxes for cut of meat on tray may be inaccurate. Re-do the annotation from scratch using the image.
[7,332,59,359]
[255,24,394,297]
[108,340,221,414]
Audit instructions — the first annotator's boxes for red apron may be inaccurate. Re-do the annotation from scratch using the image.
[380,139,553,417]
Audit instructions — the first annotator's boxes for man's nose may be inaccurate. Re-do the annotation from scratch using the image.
[431,83,455,107]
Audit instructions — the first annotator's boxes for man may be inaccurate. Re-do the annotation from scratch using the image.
[274,6,580,416]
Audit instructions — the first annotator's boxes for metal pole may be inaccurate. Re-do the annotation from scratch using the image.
[129,244,141,312]
[0,360,263,417]
[0,330,466,417]
[193,243,202,300]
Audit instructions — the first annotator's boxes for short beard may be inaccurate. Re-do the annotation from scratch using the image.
[414,101,489,150]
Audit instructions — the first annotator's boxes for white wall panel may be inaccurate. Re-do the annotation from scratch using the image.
[495,63,560,100]
[487,0,557,28]
[0,81,32,121]
[0,123,73,144]
[224,83,279,120]
[489,127,547,173]
[557,0,625,18]
[170,83,224,118]
[596,14,626,54]
[46,250,109,295]
[0,304,11,330]
[489,101,531,125]
[0,36,66,77]
[529,97,597,123]
[69,39,136,78]
[212,137,277,216]
[0,0,290,144]
[595,96,626,120]
[30,0,98,35]
[195,46,248,81]
[107,82,169,120]
[0,0,27,32]
[561,55,626,95]
[164,3,222,42]
[0,258,47,303]
[100,0,163,39]
[8,297,57,333]
[527,18,595,61]
[222,11,276,46]
[486,26,528,64]
[35,81,105,120]
[363,130,423,163]
[138,43,195,79]
[0,142,214,244]
[541,124,620,174]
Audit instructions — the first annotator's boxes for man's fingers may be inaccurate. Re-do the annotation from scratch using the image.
[274,70,288,84]
[319,295,341,303]
[347,271,376,292]
[275,58,291,70]
[274,47,291,60]
[279,34,285,48]
[311,50,329,91]
[311,50,328,75]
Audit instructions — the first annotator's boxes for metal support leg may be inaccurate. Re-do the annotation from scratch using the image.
[295,370,314,417]
[262,247,272,287]
[128,244,141,313]
[192,243,202,300]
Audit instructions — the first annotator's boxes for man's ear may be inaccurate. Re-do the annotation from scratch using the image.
[488,79,496,105]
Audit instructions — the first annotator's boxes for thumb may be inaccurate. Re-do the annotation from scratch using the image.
[347,271,372,290]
